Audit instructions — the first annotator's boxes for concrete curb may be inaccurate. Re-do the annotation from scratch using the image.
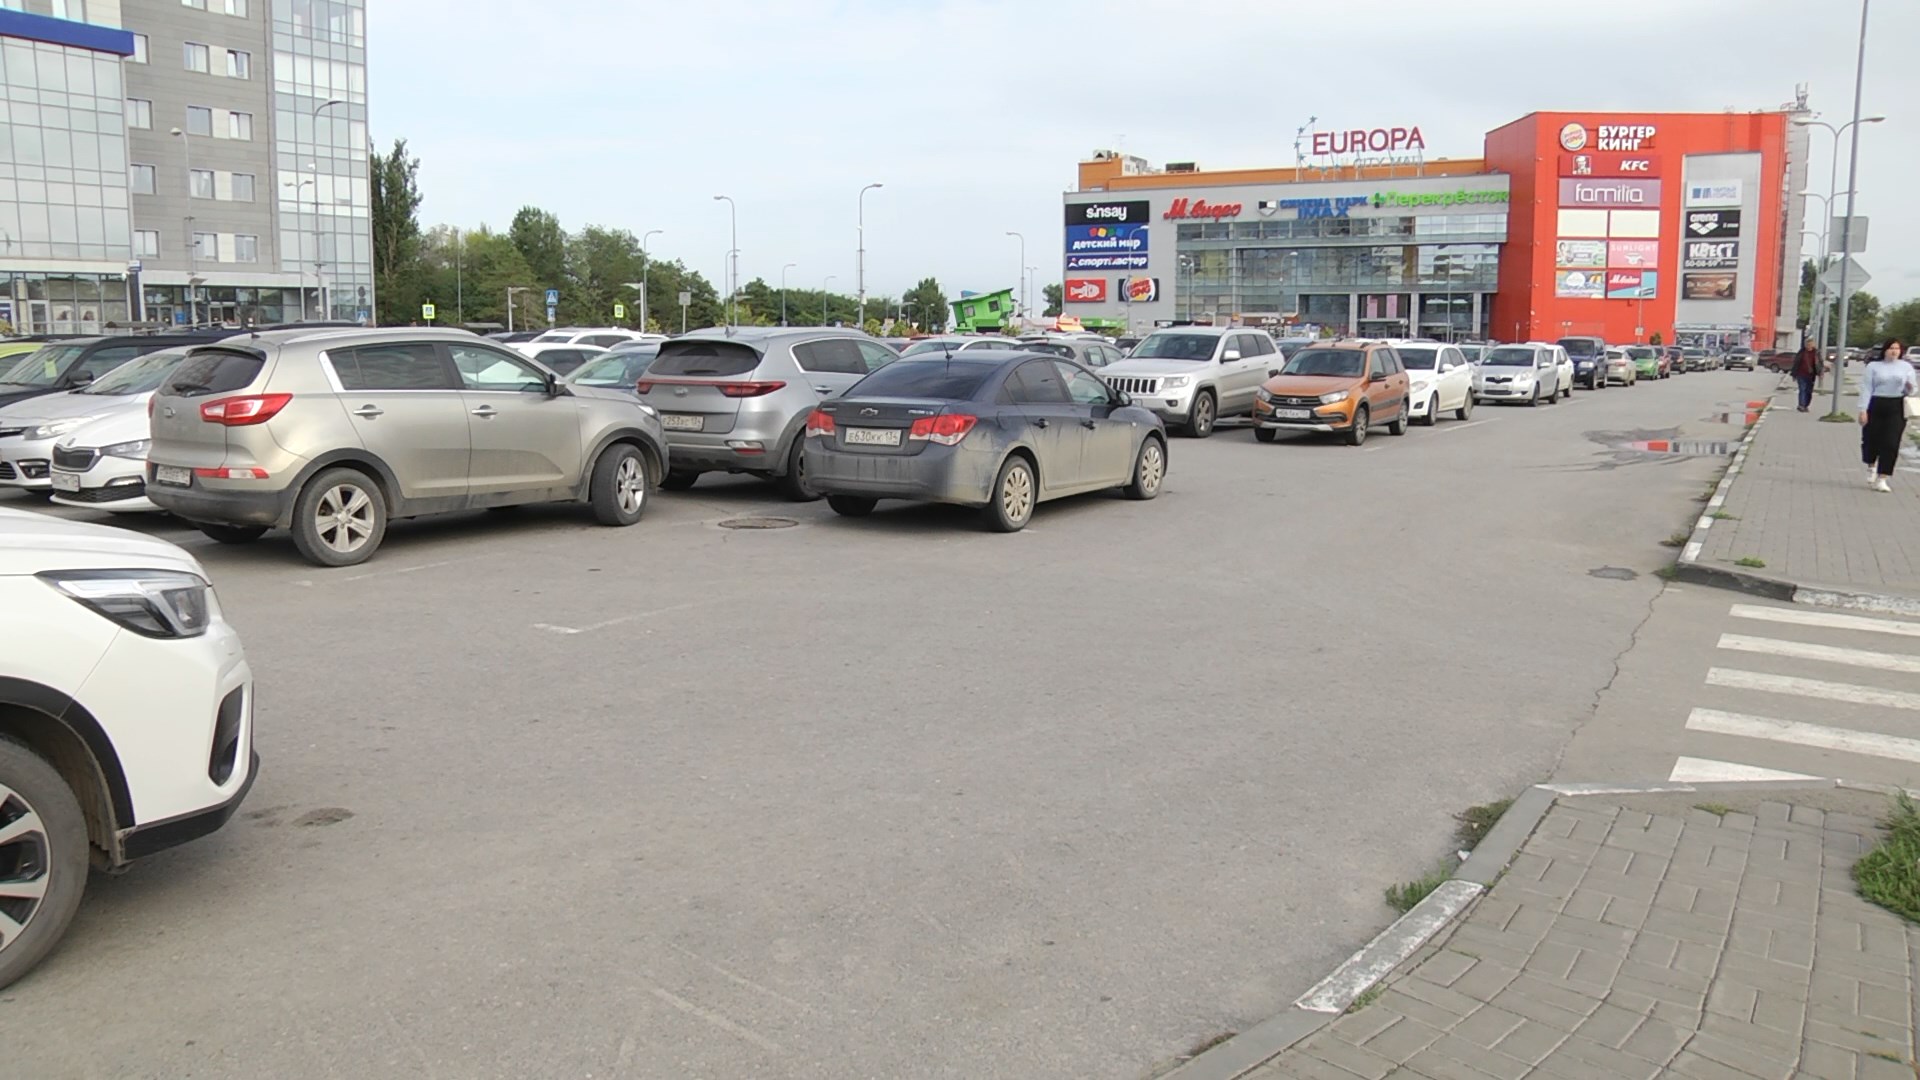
[1163,775,1914,1079]
[1669,392,1920,617]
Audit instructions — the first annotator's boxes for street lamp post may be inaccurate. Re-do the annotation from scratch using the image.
[1005,231,1025,323]
[1795,79,1885,414]
[169,126,200,326]
[284,175,314,318]
[822,275,836,325]
[780,262,797,326]
[713,195,737,327]
[309,100,345,319]
[639,229,662,332]
[506,285,531,332]
[621,282,645,328]
[857,183,882,328]
[900,300,917,332]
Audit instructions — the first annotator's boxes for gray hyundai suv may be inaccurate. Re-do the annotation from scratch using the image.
[638,327,897,497]
[144,327,669,566]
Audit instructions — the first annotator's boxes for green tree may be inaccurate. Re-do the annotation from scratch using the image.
[1797,258,1819,329]
[1842,291,1881,347]
[417,226,540,330]
[1042,282,1063,317]
[903,277,948,333]
[563,225,644,326]
[1882,298,1920,345]
[509,207,567,294]
[370,138,424,326]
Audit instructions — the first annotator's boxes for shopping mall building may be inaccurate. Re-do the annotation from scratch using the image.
[1062,108,1810,350]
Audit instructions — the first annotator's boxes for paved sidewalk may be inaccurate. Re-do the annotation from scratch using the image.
[1241,789,1917,1080]
[1693,379,1920,601]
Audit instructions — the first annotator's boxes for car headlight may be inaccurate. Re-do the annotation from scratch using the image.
[1162,376,1192,390]
[1513,374,1534,385]
[1319,390,1350,405]
[102,438,151,459]
[37,569,212,639]
[26,418,91,440]
[1255,387,1274,403]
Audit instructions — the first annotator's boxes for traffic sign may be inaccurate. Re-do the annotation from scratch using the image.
[545,289,560,306]
[678,290,692,307]
[1829,216,1870,253]
[613,302,626,320]
[546,303,557,324]
[421,302,436,322]
[1817,256,1871,298]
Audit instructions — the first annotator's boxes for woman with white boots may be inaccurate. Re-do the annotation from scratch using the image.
[1858,339,1915,493]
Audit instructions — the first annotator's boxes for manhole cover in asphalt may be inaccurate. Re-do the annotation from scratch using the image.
[1588,566,1639,581]
[717,516,799,530]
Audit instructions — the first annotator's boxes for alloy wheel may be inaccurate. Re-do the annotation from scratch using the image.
[1139,441,1164,494]
[0,784,51,954]
[615,456,646,516]
[315,484,376,555]
[1002,463,1034,523]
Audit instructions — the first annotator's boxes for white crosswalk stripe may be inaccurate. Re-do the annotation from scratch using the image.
[1665,602,1920,785]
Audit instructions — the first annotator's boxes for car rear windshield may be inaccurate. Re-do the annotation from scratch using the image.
[1558,339,1602,358]
[1022,342,1074,358]
[648,341,761,378]
[1397,347,1438,369]
[0,344,87,387]
[848,360,994,400]
[1485,347,1537,366]
[1130,333,1217,361]
[568,351,658,387]
[1626,347,1658,359]
[161,348,265,397]
[78,348,190,394]
[1281,349,1364,377]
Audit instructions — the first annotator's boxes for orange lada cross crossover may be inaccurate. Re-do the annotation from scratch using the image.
[1251,340,1411,447]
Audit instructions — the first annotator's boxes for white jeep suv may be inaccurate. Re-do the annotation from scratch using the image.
[0,507,256,989]
[1096,327,1281,437]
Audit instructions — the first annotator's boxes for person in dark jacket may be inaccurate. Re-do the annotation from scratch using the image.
[1790,341,1823,411]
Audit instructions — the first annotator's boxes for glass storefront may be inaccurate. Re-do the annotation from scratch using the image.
[140,284,298,328]
[1,272,132,333]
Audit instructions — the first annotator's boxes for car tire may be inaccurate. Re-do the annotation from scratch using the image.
[199,524,267,544]
[775,438,819,502]
[1455,394,1474,422]
[1124,436,1166,500]
[1418,394,1438,426]
[660,470,699,491]
[0,734,90,993]
[1345,405,1370,446]
[1563,380,1574,400]
[982,454,1036,532]
[1388,398,1410,436]
[827,495,876,517]
[290,467,387,568]
[1183,391,1216,438]
[1253,425,1277,443]
[1527,387,1541,408]
[589,443,649,526]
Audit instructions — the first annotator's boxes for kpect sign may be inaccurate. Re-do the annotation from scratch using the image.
[1681,239,1740,270]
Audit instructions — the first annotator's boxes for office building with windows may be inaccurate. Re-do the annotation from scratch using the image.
[0,0,368,332]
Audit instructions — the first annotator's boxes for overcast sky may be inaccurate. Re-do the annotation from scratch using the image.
[370,0,1919,307]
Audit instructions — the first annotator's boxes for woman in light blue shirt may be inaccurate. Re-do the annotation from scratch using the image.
[1858,338,1913,491]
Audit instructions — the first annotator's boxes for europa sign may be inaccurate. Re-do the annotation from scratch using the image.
[1309,127,1427,156]
[1162,197,1243,221]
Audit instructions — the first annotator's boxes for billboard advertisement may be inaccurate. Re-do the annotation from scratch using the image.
[1065,200,1151,226]
[1684,209,1741,238]
[1555,270,1604,299]
[1063,278,1107,304]
[1066,253,1148,271]
[1558,178,1662,209]
[1684,180,1744,207]
[1681,239,1740,270]
[1119,277,1159,303]
[1607,240,1659,269]
[1682,272,1738,300]
[1605,270,1658,299]
[1555,240,1606,268]
[1066,223,1148,255]
[1558,153,1661,178]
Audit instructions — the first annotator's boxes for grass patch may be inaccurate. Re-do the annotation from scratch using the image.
[1820,411,1856,423]
[1854,794,1920,924]
[1710,511,1739,521]
[1661,532,1690,548]
[1656,564,1680,580]
[1385,868,1451,914]
[1178,1031,1236,1060]
[1455,799,1514,850]
[1345,986,1383,1014]
[1694,803,1734,818]
[1735,557,1767,568]
[1866,1050,1907,1064]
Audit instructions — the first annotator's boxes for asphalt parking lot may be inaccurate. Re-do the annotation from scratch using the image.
[0,370,1781,1080]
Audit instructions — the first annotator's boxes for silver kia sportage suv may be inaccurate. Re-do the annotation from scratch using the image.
[144,327,669,566]
[638,327,897,498]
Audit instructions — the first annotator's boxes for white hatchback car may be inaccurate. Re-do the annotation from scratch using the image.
[1390,341,1476,425]
[1473,343,1573,406]
[0,507,255,989]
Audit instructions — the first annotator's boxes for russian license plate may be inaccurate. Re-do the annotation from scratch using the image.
[1272,408,1312,420]
[661,413,704,432]
[844,427,901,447]
[50,471,80,492]
[154,465,192,486]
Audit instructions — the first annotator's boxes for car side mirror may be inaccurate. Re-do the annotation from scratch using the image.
[543,371,562,396]
[1113,391,1133,408]
[1222,349,1242,361]
[1268,368,1281,377]
[71,371,95,386]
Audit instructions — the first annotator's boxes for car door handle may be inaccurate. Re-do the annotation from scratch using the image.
[1081,419,1097,429]
[351,405,383,418]
[813,385,833,394]
[1033,418,1050,428]
[470,405,498,418]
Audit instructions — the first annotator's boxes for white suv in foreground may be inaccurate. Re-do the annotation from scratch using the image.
[0,507,255,989]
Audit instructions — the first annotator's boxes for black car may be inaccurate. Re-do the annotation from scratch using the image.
[1557,336,1608,389]
[804,351,1167,532]
[0,333,234,409]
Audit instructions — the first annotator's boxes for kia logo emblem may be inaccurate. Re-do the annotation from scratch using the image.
[673,387,688,396]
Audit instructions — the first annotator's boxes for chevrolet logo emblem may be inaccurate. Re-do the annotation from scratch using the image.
[860,408,879,416]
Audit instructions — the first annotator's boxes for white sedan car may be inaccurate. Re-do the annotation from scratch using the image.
[48,408,159,512]
[510,342,610,376]
[0,507,256,989]
[1392,342,1476,424]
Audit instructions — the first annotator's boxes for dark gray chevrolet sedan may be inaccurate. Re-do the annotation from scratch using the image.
[803,350,1167,532]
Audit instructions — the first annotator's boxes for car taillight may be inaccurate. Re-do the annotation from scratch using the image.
[193,467,270,480]
[200,393,291,426]
[147,397,157,418]
[909,414,978,446]
[805,409,836,437]
[718,381,786,398]
[634,380,656,393]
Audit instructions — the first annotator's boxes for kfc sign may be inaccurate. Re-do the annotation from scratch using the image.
[1559,153,1662,178]
[1063,278,1107,304]
[1162,197,1243,221]
[1310,127,1426,156]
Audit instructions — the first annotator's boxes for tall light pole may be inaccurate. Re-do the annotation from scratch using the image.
[1794,109,1884,412]
[170,126,197,326]
[1005,231,1025,323]
[284,175,314,318]
[857,182,883,328]
[454,226,464,325]
[639,229,661,331]
[506,285,531,333]
[1794,188,1848,351]
[310,99,345,318]
[822,275,836,325]
[900,299,917,332]
[712,196,736,327]
[781,262,797,326]
[621,282,645,328]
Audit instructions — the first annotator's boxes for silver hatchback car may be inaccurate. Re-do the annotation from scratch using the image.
[144,327,669,566]
[638,327,898,497]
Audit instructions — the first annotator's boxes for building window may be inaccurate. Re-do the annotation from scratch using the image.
[235,235,258,263]
[182,0,207,8]
[130,164,156,195]
[186,106,212,136]
[228,111,253,140]
[193,233,218,261]
[191,169,215,198]
[125,99,152,130]
[232,173,255,202]
[130,33,148,63]
[183,42,210,73]
[135,230,160,258]
[223,0,248,14]
[226,49,250,79]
